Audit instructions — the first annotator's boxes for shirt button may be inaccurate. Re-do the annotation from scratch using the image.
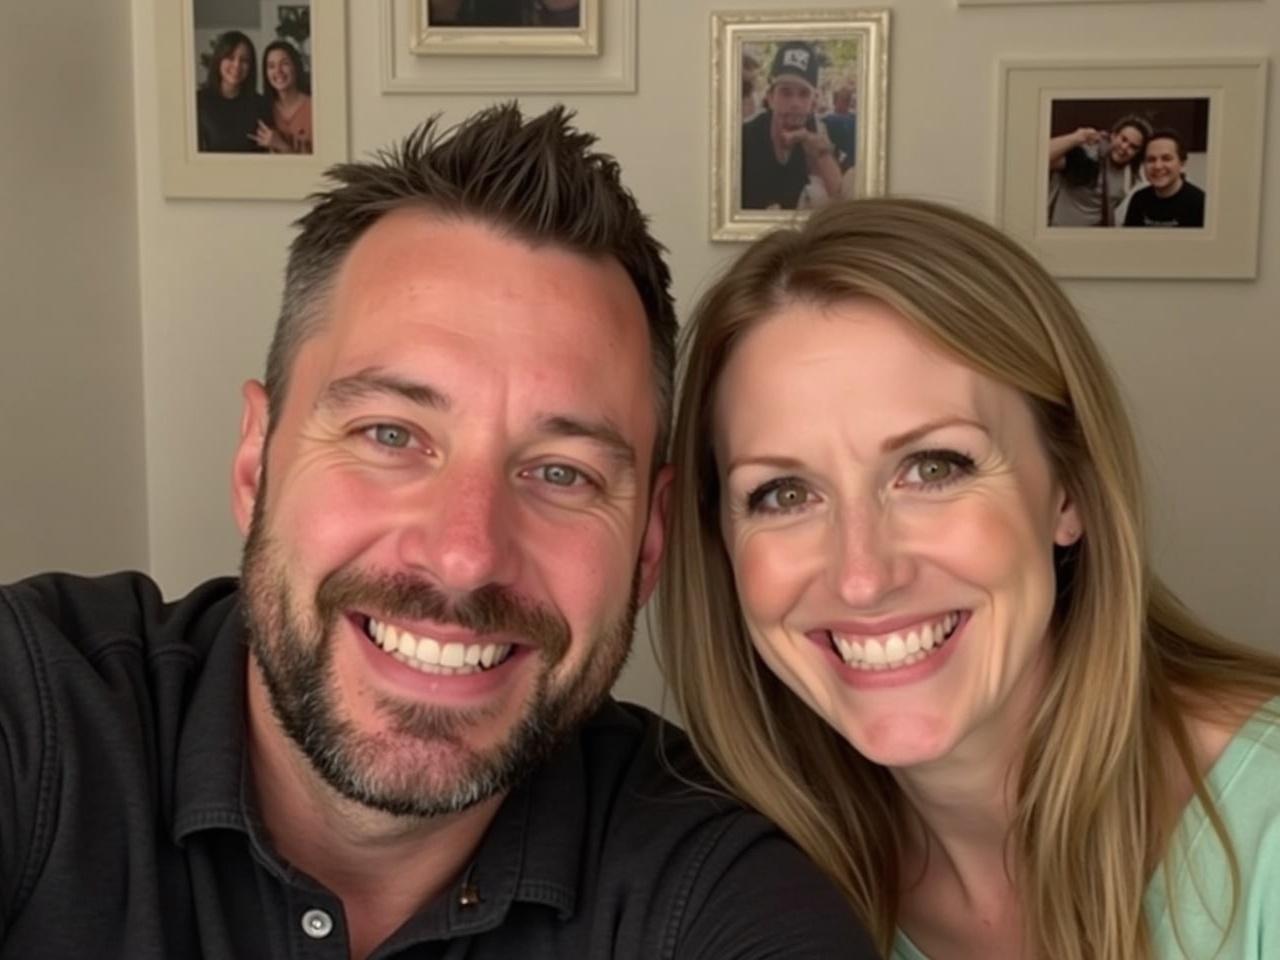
[301,908,334,939]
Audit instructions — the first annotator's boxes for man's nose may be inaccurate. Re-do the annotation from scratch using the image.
[395,467,518,596]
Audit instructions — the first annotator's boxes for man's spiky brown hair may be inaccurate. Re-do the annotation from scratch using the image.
[265,103,676,458]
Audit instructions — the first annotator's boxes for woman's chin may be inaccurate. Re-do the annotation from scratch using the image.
[836,711,958,769]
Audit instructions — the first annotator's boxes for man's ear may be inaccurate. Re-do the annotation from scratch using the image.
[231,381,270,536]
[635,465,672,607]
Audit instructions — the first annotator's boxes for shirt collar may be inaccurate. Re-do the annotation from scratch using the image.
[171,591,590,932]
[172,599,251,841]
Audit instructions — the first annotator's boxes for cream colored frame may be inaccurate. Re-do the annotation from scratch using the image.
[998,58,1267,279]
[157,0,348,200]
[382,0,634,92]
[410,0,598,56]
[711,9,890,243]
[961,0,1255,6]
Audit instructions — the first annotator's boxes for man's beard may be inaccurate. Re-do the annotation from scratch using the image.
[239,506,640,819]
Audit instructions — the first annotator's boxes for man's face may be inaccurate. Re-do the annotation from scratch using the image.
[233,211,668,818]
[767,76,817,132]
[1144,137,1185,194]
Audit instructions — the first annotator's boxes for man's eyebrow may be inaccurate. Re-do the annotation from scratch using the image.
[314,369,451,414]
[538,415,637,470]
[881,417,989,453]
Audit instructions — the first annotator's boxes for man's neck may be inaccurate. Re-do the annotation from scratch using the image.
[1154,178,1184,199]
[244,660,504,959]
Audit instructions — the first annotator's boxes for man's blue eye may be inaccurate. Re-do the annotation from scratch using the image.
[371,424,411,448]
[542,464,581,487]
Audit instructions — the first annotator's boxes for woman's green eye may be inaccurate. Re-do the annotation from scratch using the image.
[747,478,812,513]
[914,458,953,483]
[772,481,808,507]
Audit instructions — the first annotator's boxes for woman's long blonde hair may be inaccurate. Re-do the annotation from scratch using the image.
[657,198,1280,959]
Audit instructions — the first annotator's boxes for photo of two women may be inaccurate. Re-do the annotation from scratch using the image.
[195,2,313,155]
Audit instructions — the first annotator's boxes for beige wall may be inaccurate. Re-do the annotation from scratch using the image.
[0,2,149,581]
[19,1,1277,708]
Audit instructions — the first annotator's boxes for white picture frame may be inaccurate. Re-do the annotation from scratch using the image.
[711,9,890,243]
[157,0,348,201]
[380,0,635,93]
[997,58,1267,279]
[410,0,599,57]
[960,0,1256,6]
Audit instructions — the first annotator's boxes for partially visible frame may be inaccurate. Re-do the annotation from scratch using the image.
[381,0,635,93]
[961,0,1256,5]
[711,9,890,242]
[411,0,598,56]
[998,58,1267,279]
[157,0,348,200]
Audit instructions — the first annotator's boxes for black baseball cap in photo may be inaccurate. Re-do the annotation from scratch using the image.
[770,41,819,90]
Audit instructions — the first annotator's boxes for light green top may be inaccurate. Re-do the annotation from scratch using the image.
[893,698,1280,959]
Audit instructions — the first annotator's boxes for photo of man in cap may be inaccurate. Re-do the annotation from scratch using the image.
[739,40,844,211]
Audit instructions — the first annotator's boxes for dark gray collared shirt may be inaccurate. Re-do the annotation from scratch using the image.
[0,573,877,959]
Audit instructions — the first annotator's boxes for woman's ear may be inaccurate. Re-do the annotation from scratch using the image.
[1053,492,1083,547]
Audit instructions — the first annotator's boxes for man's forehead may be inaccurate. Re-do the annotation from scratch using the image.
[298,212,653,401]
[772,76,814,94]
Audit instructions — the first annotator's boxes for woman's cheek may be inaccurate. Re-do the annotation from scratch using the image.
[731,528,811,625]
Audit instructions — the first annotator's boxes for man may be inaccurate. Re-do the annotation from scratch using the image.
[1047,115,1150,226]
[0,106,875,958]
[1123,129,1206,228]
[740,41,843,211]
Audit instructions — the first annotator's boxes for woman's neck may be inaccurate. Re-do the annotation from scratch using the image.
[893,649,1050,915]
[275,87,304,111]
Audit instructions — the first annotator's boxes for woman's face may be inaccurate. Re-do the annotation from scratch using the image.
[1108,125,1145,166]
[265,49,296,93]
[713,299,1079,770]
[219,42,252,94]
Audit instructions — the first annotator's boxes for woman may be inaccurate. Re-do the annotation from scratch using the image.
[196,31,268,153]
[658,197,1280,959]
[252,40,312,155]
[1048,114,1150,226]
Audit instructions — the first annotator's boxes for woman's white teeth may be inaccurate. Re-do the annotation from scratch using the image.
[830,612,960,671]
[367,618,512,676]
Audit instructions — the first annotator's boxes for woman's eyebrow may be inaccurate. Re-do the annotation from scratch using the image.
[880,417,989,453]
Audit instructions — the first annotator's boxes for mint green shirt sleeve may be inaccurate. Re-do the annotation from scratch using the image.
[1147,697,1280,959]
[893,698,1280,960]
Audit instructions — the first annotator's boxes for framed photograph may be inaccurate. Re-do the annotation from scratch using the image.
[711,9,890,242]
[157,0,348,200]
[381,0,635,93]
[960,0,1255,6]
[998,58,1267,278]
[411,0,598,56]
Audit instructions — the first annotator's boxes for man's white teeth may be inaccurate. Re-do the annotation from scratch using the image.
[831,612,960,671]
[367,618,512,676]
